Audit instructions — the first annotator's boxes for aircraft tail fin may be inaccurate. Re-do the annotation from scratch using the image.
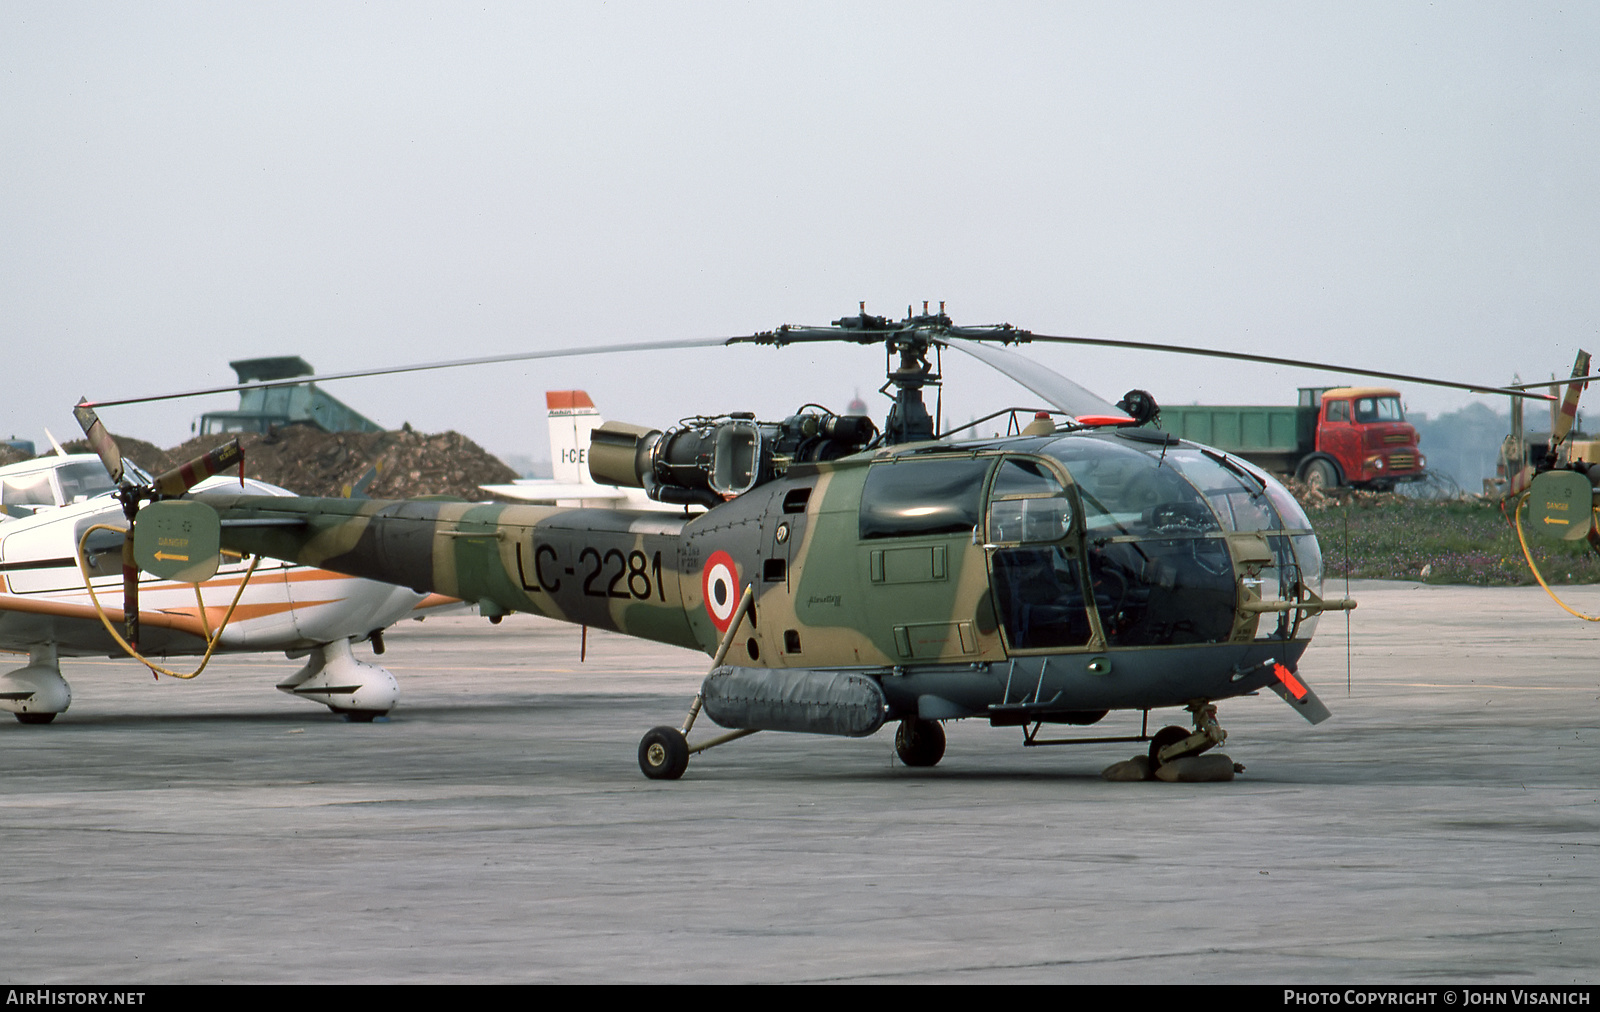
[547,391,603,486]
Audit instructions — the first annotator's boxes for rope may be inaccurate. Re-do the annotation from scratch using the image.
[1513,494,1600,622]
[74,523,263,678]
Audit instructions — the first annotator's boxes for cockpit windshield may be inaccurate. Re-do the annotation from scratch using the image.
[1042,436,1220,538]
[55,460,121,502]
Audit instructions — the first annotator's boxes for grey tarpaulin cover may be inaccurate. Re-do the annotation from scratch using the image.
[702,666,888,737]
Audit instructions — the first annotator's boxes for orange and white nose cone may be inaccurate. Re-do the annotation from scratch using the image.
[702,551,740,632]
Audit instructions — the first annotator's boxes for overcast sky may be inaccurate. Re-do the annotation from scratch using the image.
[3,2,1597,463]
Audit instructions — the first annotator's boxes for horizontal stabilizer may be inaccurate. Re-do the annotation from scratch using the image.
[479,482,628,503]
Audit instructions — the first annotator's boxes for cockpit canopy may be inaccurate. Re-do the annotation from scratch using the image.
[859,429,1321,652]
[0,455,149,517]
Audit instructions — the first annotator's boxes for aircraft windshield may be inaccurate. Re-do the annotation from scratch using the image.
[1161,449,1281,533]
[55,460,121,502]
[1041,436,1219,538]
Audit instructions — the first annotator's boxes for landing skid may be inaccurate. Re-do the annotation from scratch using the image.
[1019,710,1155,748]
[1019,703,1227,768]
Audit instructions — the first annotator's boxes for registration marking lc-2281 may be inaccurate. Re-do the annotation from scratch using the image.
[516,540,665,601]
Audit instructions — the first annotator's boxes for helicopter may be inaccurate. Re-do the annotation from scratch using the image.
[75,305,1549,779]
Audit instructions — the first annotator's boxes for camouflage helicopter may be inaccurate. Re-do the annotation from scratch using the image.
[77,306,1545,780]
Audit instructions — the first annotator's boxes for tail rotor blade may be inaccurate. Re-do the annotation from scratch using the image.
[152,439,244,497]
[73,400,125,485]
[1551,350,1591,450]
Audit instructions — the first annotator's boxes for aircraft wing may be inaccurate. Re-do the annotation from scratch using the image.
[0,590,212,658]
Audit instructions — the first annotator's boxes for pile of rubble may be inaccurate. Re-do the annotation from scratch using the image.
[58,425,519,500]
[1282,478,1415,513]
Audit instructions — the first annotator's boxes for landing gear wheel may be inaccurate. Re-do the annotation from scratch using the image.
[895,719,946,768]
[15,712,56,725]
[334,708,384,723]
[639,726,690,780]
[1148,725,1190,769]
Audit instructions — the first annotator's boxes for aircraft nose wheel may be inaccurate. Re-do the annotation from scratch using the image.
[639,726,691,780]
[895,718,946,767]
[1147,725,1192,770]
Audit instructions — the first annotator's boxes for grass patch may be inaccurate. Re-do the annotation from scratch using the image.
[1302,495,1600,586]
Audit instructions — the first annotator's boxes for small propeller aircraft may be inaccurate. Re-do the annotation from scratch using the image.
[0,444,446,724]
[77,306,1547,778]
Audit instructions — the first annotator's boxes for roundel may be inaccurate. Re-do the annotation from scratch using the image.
[701,550,740,633]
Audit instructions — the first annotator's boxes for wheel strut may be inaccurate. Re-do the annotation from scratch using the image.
[636,584,761,780]
[1150,702,1227,769]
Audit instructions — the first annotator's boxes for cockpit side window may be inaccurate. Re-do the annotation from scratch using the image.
[989,457,1063,498]
[2,470,56,508]
[986,457,1072,545]
[986,455,1092,649]
[859,457,994,540]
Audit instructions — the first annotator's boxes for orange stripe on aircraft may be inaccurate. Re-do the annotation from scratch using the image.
[545,390,595,411]
[1,592,345,635]
[0,594,210,638]
[192,568,364,590]
[1274,662,1308,700]
[158,599,340,625]
[413,593,462,610]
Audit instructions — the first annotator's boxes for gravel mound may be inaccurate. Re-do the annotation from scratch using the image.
[54,425,517,500]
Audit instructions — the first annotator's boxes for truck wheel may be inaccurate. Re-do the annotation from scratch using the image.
[1301,459,1338,491]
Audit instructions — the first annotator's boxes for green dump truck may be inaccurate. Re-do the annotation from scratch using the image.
[198,356,384,436]
[1159,386,1425,490]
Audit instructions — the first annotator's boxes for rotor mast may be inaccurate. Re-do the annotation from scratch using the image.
[747,302,1031,445]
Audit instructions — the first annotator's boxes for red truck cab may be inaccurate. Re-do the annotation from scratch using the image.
[1309,386,1425,489]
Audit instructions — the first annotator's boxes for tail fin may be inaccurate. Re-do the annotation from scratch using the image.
[547,391,604,486]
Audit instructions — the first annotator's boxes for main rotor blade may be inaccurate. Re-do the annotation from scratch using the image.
[72,400,125,485]
[1021,332,1554,401]
[81,336,740,409]
[944,338,1130,421]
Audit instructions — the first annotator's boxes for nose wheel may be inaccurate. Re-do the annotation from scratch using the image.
[895,718,946,767]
